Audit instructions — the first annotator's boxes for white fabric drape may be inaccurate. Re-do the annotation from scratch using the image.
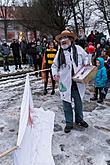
[14,74,55,165]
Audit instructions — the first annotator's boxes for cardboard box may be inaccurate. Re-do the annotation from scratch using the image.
[73,65,97,83]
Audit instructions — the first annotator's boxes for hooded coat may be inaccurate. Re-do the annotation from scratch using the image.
[95,57,107,87]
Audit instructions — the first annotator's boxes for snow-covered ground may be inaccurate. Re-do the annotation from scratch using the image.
[0,64,33,75]
[0,65,110,165]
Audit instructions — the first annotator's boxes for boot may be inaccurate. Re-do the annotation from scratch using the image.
[97,99,103,103]
[76,120,88,128]
[44,89,47,95]
[51,90,55,95]
[64,126,73,133]
[44,82,47,95]
[15,66,18,70]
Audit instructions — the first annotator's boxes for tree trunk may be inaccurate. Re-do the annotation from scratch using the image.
[105,19,110,35]
[72,6,79,35]
[101,0,110,35]
[82,0,85,33]
[4,19,8,42]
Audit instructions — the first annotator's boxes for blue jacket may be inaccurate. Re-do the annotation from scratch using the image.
[95,57,107,87]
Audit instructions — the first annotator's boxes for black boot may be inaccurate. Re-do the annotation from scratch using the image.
[44,82,48,95]
[64,126,73,133]
[51,90,55,95]
[76,120,88,128]
[44,89,47,95]
[15,66,18,70]
[97,99,103,103]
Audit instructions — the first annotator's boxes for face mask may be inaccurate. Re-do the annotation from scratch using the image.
[61,44,70,50]
[60,38,71,50]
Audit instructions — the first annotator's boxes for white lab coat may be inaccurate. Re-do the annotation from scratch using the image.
[51,45,89,103]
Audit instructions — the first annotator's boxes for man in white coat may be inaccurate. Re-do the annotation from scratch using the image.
[51,30,89,133]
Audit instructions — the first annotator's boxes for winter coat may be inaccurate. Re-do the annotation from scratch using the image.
[87,33,95,43]
[10,42,20,56]
[95,57,107,87]
[20,41,27,54]
[27,42,36,55]
[51,45,89,103]
[1,44,10,57]
[36,45,43,55]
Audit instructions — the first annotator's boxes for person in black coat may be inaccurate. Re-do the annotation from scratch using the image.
[10,39,22,70]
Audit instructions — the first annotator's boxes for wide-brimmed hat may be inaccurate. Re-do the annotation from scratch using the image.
[55,30,77,42]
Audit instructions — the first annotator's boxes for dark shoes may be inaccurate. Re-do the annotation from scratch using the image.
[64,126,73,133]
[64,121,88,133]
[97,99,103,103]
[76,120,89,128]
[51,90,55,95]
[90,97,97,101]
[44,90,48,95]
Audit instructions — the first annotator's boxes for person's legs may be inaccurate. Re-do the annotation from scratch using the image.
[44,70,49,95]
[28,55,33,67]
[63,100,73,133]
[62,100,73,127]
[62,100,73,133]
[90,87,98,100]
[62,89,88,133]
[5,56,9,71]
[13,55,18,70]
[72,89,83,123]
[17,55,22,69]
[22,52,26,64]
[72,89,88,128]
[104,80,110,99]
[97,87,104,103]
[30,55,33,67]
[3,57,7,71]
[50,69,55,95]
[38,58,42,76]
[28,55,31,67]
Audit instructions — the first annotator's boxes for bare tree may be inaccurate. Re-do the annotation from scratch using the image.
[94,0,110,35]
[12,0,80,37]
[11,0,110,38]
[65,0,82,35]
[76,0,95,32]
[31,0,73,36]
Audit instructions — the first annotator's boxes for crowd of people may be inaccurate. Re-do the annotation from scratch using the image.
[0,37,49,72]
[78,30,110,104]
[0,28,110,133]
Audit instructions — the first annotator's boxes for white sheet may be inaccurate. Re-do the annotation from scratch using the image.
[14,74,55,165]
[14,108,55,165]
